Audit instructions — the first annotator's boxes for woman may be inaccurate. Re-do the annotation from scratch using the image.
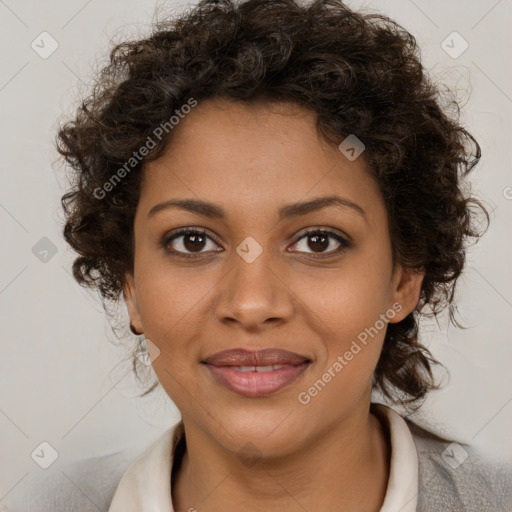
[10,0,511,511]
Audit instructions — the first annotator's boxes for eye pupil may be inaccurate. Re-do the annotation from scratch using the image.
[309,234,329,253]
[184,233,206,252]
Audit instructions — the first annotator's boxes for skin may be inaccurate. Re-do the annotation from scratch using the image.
[124,98,424,512]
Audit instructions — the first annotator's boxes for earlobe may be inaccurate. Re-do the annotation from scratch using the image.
[389,266,424,323]
[123,273,143,334]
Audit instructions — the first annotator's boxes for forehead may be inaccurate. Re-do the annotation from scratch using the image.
[138,98,385,223]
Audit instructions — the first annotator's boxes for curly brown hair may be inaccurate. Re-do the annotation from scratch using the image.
[56,0,488,406]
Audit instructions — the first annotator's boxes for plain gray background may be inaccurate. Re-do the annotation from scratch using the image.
[1,0,511,502]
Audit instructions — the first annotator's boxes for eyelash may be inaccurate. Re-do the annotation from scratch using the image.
[160,227,351,260]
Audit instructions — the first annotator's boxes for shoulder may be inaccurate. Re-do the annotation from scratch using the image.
[2,448,139,512]
[406,419,512,512]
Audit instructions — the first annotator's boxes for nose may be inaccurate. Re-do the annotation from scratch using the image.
[213,241,295,331]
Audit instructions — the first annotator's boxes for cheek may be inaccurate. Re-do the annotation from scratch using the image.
[132,261,220,400]
[135,257,214,338]
[295,255,393,398]
[301,253,393,345]
[296,283,389,414]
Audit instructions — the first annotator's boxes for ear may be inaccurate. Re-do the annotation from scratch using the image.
[123,272,143,334]
[388,265,424,323]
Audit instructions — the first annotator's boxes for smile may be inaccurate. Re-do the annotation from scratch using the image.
[203,361,311,397]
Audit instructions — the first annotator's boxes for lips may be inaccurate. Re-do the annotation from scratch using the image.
[201,348,311,397]
[202,348,310,367]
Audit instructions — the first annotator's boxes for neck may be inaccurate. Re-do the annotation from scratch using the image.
[172,405,390,512]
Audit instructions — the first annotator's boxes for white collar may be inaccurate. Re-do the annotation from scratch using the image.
[373,403,418,512]
[108,403,418,512]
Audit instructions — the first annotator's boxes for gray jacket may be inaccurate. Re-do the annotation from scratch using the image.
[2,419,511,511]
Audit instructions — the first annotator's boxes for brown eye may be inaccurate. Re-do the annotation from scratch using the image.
[162,228,221,258]
[306,233,330,252]
[183,233,206,251]
[290,229,350,257]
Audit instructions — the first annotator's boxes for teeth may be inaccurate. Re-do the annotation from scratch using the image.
[236,366,256,372]
[255,365,274,372]
[231,364,286,372]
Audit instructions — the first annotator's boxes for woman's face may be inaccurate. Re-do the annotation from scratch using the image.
[124,98,422,457]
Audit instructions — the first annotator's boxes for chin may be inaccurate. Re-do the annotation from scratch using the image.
[207,407,311,459]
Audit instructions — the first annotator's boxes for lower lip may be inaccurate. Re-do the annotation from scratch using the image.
[204,363,310,397]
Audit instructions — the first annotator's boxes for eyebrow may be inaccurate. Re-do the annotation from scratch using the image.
[147,195,366,222]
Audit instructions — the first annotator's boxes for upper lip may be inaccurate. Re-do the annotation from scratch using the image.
[202,348,311,367]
